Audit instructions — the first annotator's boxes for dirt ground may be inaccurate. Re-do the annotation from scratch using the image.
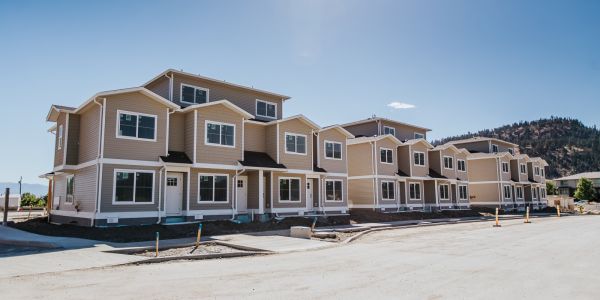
[135,243,245,258]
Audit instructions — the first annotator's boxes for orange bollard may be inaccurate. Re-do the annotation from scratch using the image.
[155,232,160,257]
[196,223,203,248]
[493,207,501,227]
[557,206,561,218]
[524,206,531,223]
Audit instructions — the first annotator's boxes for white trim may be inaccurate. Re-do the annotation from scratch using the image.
[278,176,302,203]
[241,117,245,161]
[413,151,426,166]
[103,158,162,167]
[65,174,75,204]
[324,179,344,202]
[193,163,239,170]
[51,210,95,219]
[268,208,308,213]
[197,173,230,203]
[276,123,280,163]
[469,201,503,205]
[318,206,348,212]
[348,175,397,180]
[284,132,308,155]
[324,140,343,160]
[381,180,396,201]
[255,99,277,119]
[116,110,158,142]
[443,156,454,170]
[469,181,514,185]
[112,169,156,205]
[165,108,171,155]
[183,209,235,216]
[204,120,236,148]
[57,124,63,150]
[180,83,209,105]
[193,110,198,163]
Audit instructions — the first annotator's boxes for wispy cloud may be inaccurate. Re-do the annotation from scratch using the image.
[387,102,416,109]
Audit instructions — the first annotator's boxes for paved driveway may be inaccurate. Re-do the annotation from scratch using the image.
[1,216,598,299]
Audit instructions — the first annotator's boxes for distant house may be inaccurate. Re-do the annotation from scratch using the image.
[555,172,600,200]
[0,193,21,210]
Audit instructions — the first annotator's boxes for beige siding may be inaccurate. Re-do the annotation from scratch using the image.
[377,178,398,204]
[244,123,266,153]
[348,179,374,206]
[66,114,80,165]
[424,181,436,205]
[410,143,430,177]
[78,105,100,163]
[397,146,411,176]
[52,173,68,210]
[184,112,195,162]
[468,158,499,182]
[376,139,398,176]
[189,168,237,210]
[500,156,512,181]
[469,183,501,204]
[439,148,458,179]
[54,113,66,166]
[271,172,306,209]
[73,165,97,212]
[168,112,185,152]
[317,129,348,174]
[246,171,259,209]
[195,105,244,165]
[265,124,278,162]
[348,143,374,176]
[406,180,424,205]
[278,119,313,170]
[100,164,161,213]
[380,120,427,141]
[343,122,378,138]
[103,92,168,161]
[455,152,469,180]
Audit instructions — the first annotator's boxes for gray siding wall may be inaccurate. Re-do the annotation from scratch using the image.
[322,176,348,207]
[184,112,195,162]
[244,123,267,153]
[74,165,98,212]
[169,112,185,152]
[189,168,237,210]
[100,164,161,213]
[380,120,427,141]
[66,114,80,165]
[348,178,374,206]
[271,172,306,209]
[454,140,490,153]
[78,105,100,163]
[277,119,313,170]
[397,146,411,176]
[265,124,278,163]
[317,129,348,174]
[343,122,378,138]
[376,139,398,176]
[195,105,244,165]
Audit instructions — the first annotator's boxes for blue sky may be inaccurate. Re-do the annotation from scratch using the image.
[0,0,599,185]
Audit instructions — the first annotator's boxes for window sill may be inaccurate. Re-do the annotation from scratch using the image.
[284,151,307,156]
[116,135,157,142]
[204,142,236,149]
[112,202,155,205]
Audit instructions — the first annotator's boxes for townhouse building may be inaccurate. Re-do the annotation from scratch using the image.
[43,69,351,226]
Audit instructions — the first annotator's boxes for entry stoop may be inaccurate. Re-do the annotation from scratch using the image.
[163,216,187,224]
[232,214,251,224]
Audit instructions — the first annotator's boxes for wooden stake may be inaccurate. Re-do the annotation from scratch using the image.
[196,223,203,248]
[493,207,501,227]
[524,206,531,223]
[155,232,160,257]
[557,206,561,218]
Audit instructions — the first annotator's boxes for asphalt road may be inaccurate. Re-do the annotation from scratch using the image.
[1,216,598,299]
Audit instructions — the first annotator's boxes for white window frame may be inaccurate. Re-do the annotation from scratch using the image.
[414,132,425,139]
[532,188,538,200]
[439,184,450,200]
[534,166,540,176]
[197,173,229,203]
[541,188,546,199]
[204,120,236,148]
[457,159,466,172]
[279,177,302,203]
[516,186,524,200]
[381,181,395,200]
[324,140,343,160]
[284,132,308,155]
[492,144,499,153]
[502,162,509,173]
[325,179,344,202]
[409,182,421,200]
[383,126,396,136]
[65,174,74,204]
[503,185,512,200]
[443,156,454,170]
[57,124,63,150]
[414,151,425,166]
[180,83,209,105]
[508,148,514,155]
[520,163,527,174]
[540,168,544,177]
[458,185,468,200]
[112,169,155,205]
[380,147,394,164]
[255,99,277,119]
[116,110,158,142]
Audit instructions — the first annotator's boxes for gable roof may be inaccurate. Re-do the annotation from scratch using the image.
[340,117,431,132]
[401,138,434,149]
[347,134,403,146]
[267,115,320,130]
[143,69,291,101]
[468,152,514,160]
[446,136,519,147]
[180,99,254,119]
[319,125,355,138]
[556,172,600,181]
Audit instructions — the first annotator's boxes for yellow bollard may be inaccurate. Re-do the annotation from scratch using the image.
[557,206,561,218]
[196,223,203,248]
[155,232,160,257]
[493,207,501,227]
[524,206,531,223]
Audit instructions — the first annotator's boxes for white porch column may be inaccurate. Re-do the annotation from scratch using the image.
[434,180,439,207]
[258,170,264,214]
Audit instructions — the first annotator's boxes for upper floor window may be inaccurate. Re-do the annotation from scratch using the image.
[520,164,527,174]
[457,159,466,172]
[256,100,277,119]
[502,162,509,173]
[492,144,499,153]
[198,174,228,202]
[414,151,425,166]
[534,166,540,176]
[383,126,395,136]
[540,168,545,177]
[117,111,157,141]
[66,175,74,204]
[381,181,395,200]
[414,132,425,139]
[285,133,306,155]
[324,141,342,160]
[508,148,514,155]
[114,170,154,204]
[380,148,393,164]
[443,156,454,169]
[57,124,64,150]
[181,84,208,105]
[205,121,235,147]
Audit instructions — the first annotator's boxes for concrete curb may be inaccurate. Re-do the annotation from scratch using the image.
[121,251,271,265]
[0,239,59,249]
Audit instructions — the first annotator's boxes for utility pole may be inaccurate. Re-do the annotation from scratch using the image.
[3,188,8,226]
[18,176,22,196]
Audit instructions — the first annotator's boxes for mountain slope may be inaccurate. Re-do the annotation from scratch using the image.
[0,182,48,196]
[434,117,600,179]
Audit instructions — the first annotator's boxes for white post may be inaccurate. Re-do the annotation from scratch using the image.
[258,170,264,214]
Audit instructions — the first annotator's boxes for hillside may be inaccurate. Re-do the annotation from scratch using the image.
[434,117,600,179]
[0,182,48,196]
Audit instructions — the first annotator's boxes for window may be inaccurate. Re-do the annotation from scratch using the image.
[198,174,228,202]
[383,126,395,136]
[66,175,74,204]
[541,188,546,199]
[508,148,514,155]
[409,183,421,200]
[381,181,395,200]
[114,170,154,204]
[57,125,63,150]
[443,156,454,169]
[516,186,524,199]
[520,164,527,174]
[414,133,425,139]
[167,177,177,187]
[325,180,343,201]
[237,180,244,188]
[256,100,277,119]
[285,133,307,155]
[532,188,538,200]
[534,166,540,176]
[503,185,512,200]
[117,111,157,141]
[181,84,208,104]
[457,159,466,172]
[414,152,425,166]
[540,168,545,177]
[205,121,235,147]
[324,141,342,160]
[502,162,509,173]
[279,178,301,202]
[439,184,449,200]
[380,148,393,164]
[459,185,468,200]
[492,144,499,153]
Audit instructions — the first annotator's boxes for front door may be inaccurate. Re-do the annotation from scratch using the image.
[306,179,313,210]
[236,176,248,213]
[166,172,183,216]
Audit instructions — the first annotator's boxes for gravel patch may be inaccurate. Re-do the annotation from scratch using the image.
[135,243,245,258]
